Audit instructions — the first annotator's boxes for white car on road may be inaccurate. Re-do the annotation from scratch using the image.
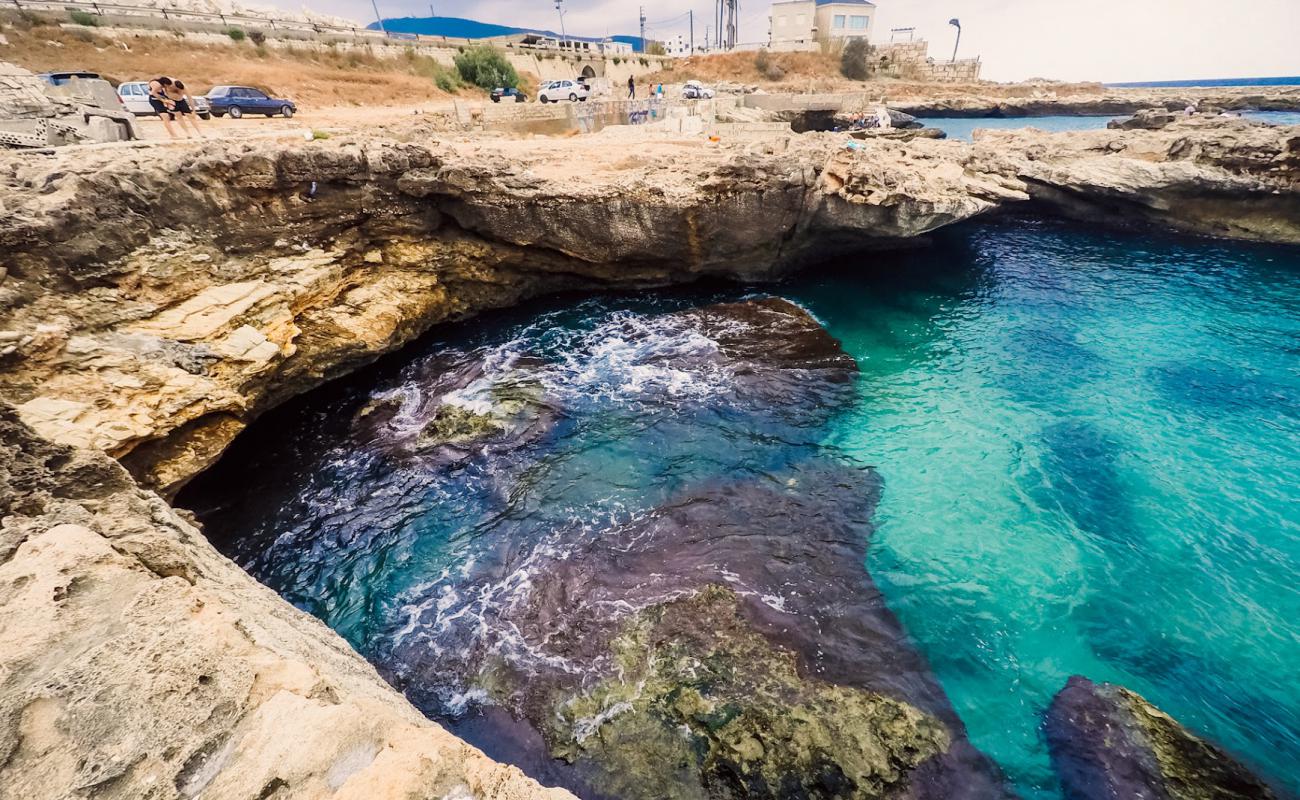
[538,80,590,104]
[682,80,716,100]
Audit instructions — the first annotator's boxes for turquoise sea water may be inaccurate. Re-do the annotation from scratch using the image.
[921,110,1300,140]
[185,218,1300,797]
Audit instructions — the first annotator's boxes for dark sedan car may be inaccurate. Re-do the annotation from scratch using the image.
[206,85,296,119]
[491,87,527,103]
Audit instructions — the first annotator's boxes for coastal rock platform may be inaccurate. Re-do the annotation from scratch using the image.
[1,114,1298,799]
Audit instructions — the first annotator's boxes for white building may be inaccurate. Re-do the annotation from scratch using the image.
[769,0,875,51]
[663,33,691,56]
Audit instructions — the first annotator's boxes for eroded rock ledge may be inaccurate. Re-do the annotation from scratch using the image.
[0,131,1023,495]
[2,118,1295,496]
[0,406,571,800]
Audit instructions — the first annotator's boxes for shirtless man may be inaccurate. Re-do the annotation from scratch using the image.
[165,80,205,138]
[147,76,184,139]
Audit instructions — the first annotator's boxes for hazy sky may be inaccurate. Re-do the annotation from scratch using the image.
[280,0,1300,82]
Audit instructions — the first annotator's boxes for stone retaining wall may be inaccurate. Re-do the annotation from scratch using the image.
[866,40,981,83]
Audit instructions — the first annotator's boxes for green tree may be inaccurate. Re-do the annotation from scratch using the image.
[840,38,869,80]
[454,46,520,90]
[646,41,667,56]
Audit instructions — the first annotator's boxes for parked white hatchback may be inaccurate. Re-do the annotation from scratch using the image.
[537,80,590,104]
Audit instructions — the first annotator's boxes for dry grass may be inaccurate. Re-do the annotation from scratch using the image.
[647,51,844,91]
[0,12,500,108]
[646,49,1109,99]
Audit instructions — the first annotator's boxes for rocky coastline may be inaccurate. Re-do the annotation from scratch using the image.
[2,112,1298,799]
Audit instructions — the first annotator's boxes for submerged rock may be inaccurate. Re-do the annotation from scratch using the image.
[1044,676,1277,800]
[548,585,952,800]
[388,461,1009,799]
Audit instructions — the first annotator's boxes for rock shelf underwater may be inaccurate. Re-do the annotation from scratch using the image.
[182,219,1300,799]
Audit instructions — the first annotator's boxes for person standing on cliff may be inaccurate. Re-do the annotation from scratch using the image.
[147,76,183,140]
[628,75,636,99]
[165,80,205,139]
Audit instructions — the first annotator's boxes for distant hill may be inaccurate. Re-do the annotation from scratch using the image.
[371,16,645,52]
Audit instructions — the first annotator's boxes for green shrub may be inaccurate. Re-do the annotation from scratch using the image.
[249,29,266,45]
[840,38,869,80]
[638,57,649,67]
[68,9,98,26]
[646,41,666,56]
[406,52,464,92]
[454,45,519,90]
[227,27,246,41]
[612,56,622,65]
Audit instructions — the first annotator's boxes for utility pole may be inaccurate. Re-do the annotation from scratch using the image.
[689,9,694,54]
[428,4,433,18]
[639,5,646,52]
[555,0,567,47]
[948,18,962,62]
[370,0,386,35]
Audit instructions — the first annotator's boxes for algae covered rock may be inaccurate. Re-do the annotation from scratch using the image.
[1045,676,1277,800]
[548,585,951,800]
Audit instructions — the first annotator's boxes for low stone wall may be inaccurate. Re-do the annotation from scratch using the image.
[866,41,981,83]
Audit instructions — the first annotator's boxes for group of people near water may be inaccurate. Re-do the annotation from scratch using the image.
[147,76,204,139]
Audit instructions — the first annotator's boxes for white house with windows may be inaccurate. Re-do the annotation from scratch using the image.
[769,0,874,50]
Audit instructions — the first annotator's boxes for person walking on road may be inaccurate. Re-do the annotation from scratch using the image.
[627,75,636,99]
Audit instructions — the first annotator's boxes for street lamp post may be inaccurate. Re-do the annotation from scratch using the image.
[555,0,568,47]
[949,18,962,63]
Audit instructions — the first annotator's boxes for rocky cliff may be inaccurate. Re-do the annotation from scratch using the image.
[0,131,1023,497]
[0,406,572,800]
[970,117,1300,242]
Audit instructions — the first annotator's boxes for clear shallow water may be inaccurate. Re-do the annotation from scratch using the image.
[921,110,1300,140]
[184,218,1300,798]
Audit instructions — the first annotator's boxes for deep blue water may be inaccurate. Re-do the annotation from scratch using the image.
[921,110,1300,140]
[1107,76,1300,88]
[185,218,1300,799]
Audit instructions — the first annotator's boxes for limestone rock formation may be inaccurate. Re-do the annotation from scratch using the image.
[972,117,1300,243]
[890,85,1300,118]
[1044,676,1277,800]
[0,405,572,800]
[0,132,1020,496]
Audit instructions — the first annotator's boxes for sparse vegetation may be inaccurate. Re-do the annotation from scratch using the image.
[227,27,246,42]
[69,9,99,26]
[0,23,485,106]
[638,57,649,67]
[454,45,519,90]
[249,30,266,45]
[612,56,622,65]
[840,38,869,80]
[754,49,784,81]
[646,41,666,56]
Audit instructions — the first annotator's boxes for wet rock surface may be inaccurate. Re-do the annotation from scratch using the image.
[1044,676,1277,800]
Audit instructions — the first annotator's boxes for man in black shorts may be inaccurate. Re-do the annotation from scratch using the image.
[147,76,182,139]
[166,80,204,138]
